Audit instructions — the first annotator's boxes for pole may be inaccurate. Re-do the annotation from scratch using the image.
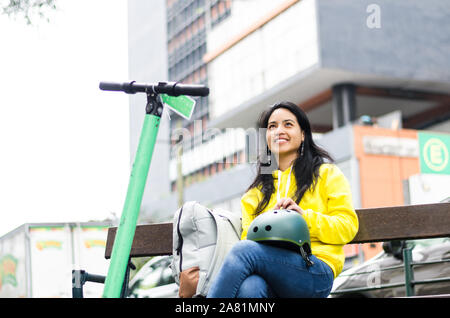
[403,247,415,297]
[102,94,163,298]
[176,120,184,207]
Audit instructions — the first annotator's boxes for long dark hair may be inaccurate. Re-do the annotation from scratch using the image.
[247,101,334,215]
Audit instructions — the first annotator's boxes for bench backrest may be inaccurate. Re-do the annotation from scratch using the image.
[104,202,450,259]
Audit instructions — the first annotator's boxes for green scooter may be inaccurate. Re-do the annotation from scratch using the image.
[99,81,209,298]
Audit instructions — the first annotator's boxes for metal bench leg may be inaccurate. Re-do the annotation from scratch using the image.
[120,259,136,298]
[72,260,133,298]
[403,247,415,297]
[72,269,107,298]
[72,270,87,298]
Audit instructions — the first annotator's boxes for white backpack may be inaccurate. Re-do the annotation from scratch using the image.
[170,201,241,298]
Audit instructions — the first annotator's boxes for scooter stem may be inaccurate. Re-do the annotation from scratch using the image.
[102,94,162,298]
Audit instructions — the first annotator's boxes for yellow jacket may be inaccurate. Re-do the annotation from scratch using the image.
[241,163,359,278]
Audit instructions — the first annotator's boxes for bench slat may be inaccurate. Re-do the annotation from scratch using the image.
[105,223,172,259]
[104,202,450,259]
[352,202,450,243]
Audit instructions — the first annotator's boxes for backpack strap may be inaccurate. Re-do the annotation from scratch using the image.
[196,208,241,296]
[171,200,197,285]
[213,208,242,238]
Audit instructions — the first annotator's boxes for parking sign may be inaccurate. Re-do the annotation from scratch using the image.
[418,132,450,175]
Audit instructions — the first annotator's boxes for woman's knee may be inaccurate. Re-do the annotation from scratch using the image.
[237,274,274,298]
[220,240,260,271]
[229,239,259,255]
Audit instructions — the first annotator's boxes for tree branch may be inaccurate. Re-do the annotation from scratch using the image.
[1,0,57,25]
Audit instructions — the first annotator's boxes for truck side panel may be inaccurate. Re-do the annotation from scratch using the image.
[0,226,27,297]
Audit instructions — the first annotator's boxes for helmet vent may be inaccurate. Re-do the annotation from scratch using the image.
[265,225,272,231]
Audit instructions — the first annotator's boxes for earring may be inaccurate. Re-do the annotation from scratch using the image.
[300,142,304,157]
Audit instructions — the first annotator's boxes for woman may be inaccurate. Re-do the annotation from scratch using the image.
[207,101,359,298]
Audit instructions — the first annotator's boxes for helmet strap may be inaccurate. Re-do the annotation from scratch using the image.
[300,246,314,267]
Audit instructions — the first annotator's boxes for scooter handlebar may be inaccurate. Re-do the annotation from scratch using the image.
[99,81,209,97]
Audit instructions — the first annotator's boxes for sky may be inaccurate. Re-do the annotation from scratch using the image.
[0,1,130,236]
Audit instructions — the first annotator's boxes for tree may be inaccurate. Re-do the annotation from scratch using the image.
[1,0,57,25]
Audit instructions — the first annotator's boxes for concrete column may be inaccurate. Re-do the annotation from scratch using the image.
[332,84,357,129]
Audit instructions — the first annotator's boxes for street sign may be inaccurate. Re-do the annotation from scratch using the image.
[418,132,450,175]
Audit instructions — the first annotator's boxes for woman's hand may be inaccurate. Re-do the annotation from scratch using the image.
[274,198,304,215]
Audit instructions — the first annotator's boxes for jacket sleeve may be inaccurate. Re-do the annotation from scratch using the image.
[240,189,260,240]
[303,165,359,245]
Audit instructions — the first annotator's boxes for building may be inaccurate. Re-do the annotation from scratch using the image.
[128,0,450,262]
[127,0,235,222]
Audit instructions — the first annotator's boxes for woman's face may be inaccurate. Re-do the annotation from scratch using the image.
[266,107,304,156]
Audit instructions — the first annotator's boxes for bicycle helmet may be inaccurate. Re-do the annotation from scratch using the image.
[247,209,314,266]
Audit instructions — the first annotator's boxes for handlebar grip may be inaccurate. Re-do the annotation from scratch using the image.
[173,83,209,97]
[99,81,126,91]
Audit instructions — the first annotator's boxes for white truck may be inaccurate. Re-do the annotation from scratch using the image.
[0,222,112,298]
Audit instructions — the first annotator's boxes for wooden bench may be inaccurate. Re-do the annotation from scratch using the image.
[75,202,450,297]
[104,202,450,258]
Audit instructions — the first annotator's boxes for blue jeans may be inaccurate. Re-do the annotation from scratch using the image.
[207,240,334,298]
